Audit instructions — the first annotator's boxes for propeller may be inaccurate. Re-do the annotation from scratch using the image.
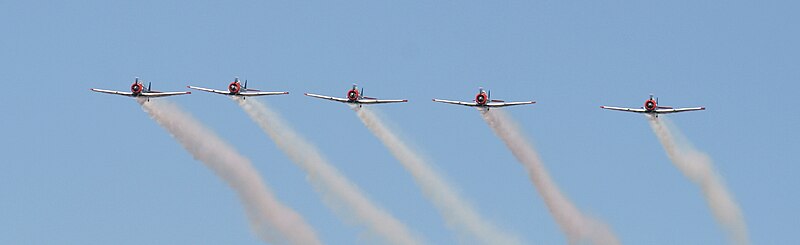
[244,79,248,89]
[148,82,151,92]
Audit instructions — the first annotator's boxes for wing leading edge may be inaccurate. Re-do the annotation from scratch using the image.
[432,99,478,107]
[188,86,289,97]
[90,88,134,97]
[238,91,290,96]
[432,99,535,108]
[599,106,647,113]
[90,89,190,98]
[140,91,191,97]
[187,86,228,95]
[355,98,408,104]
[485,101,536,107]
[654,107,705,114]
[304,93,350,103]
[600,106,705,114]
[304,93,407,104]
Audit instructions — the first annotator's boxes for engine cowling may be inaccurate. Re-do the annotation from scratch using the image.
[475,93,487,105]
[131,83,143,94]
[644,99,657,111]
[347,89,359,101]
[229,82,241,94]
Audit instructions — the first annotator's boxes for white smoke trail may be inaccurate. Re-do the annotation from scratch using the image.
[139,99,321,245]
[481,109,620,245]
[236,98,425,245]
[648,116,749,245]
[354,107,524,245]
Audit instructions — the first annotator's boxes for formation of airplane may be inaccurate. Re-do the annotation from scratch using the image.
[432,87,536,109]
[188,77,289,99]
[91,79,707,116]
[600,94,705,117]
[90,78,191,101]
[304,84,408,107]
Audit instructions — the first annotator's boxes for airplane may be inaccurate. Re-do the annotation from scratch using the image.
[600,94,705,117]
[432,87,536,109]
[304,84,408,107]
[90,77,191,101]
[187,77,289,99]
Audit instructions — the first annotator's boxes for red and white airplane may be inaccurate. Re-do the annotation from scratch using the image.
[304,84,408,107]
[600,94,705,117]
[187,77,289,99]
[432,87,535,109]
[90,77,191,101]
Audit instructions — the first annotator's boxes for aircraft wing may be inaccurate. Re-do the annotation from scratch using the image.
[238,91,290,96]
[655,107,705,114]
[432,99,479,107]
[90,88,134,97]
[140,91,191,97]
[305,93,350,103]
[187,86,229,95]
[485,101,536,107]
[356,98,408,104]
[600,106,648,113]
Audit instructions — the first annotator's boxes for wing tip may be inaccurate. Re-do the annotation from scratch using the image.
[187,91,192,94]
[402,99,408,102]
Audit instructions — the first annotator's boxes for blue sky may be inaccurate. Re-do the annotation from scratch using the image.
[1,1,798,244]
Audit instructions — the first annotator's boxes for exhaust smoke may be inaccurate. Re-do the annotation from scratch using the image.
[481,109,620,245]
[237,98,425,245]
[648,116,749,245]
[355,107,524,245]
[139,99,321,245]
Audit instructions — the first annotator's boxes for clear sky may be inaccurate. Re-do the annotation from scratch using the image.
[1,1,797,244]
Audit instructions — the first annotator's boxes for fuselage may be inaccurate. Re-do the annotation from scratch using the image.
[644,98,657,112]
[346,85,361,102]
[228,80,242,94]
[475,90,489,105]
[129,79,151,96]
[131,82,144,95]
